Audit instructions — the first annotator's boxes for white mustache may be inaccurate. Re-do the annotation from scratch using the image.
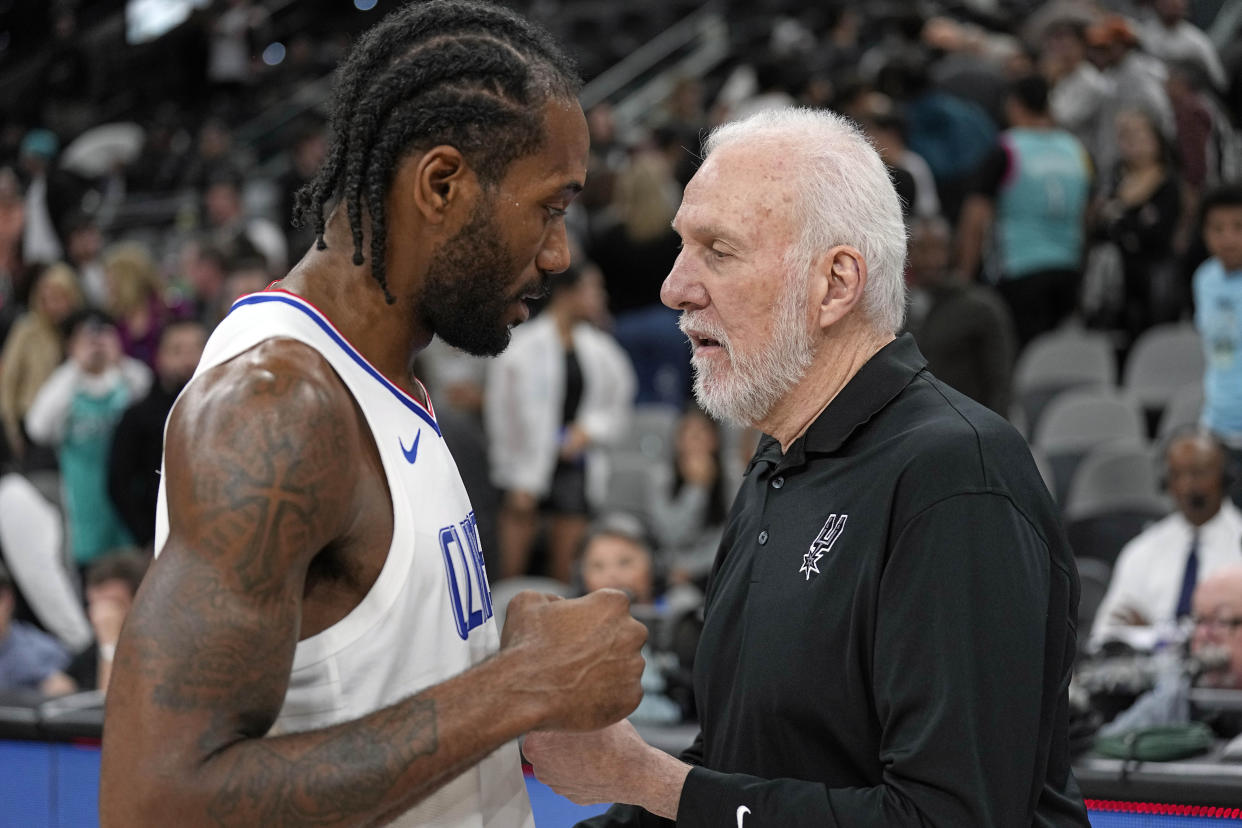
[678,313,730,353]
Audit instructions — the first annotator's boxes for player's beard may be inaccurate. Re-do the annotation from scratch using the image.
[420,195,536,357]
[682,272,816,426]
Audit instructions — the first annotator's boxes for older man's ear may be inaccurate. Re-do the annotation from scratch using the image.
[815,245,868,330]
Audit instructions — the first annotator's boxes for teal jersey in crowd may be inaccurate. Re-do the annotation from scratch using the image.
[1194,257,1242,440]
[995,128,1091,279]
[60,382,135,565]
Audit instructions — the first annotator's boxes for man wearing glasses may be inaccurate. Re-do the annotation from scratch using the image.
[1191,566,1242,692]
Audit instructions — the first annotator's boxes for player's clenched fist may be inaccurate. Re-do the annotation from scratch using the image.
[500,589,647,731]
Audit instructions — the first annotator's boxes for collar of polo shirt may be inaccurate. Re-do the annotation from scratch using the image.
[748,334,928,473]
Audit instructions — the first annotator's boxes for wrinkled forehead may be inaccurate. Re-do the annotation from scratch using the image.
[678,140,802,242]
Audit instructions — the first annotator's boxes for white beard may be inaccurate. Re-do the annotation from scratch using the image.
[681,276,816,426]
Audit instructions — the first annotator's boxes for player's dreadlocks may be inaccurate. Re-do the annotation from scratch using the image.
[293,0,580,303]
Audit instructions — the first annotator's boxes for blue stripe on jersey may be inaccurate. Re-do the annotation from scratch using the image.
[229,292,442,437]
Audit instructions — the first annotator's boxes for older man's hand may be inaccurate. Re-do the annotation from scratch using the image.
[524,720,691,819]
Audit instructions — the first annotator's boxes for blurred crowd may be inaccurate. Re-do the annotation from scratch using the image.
[1,0,1241,743]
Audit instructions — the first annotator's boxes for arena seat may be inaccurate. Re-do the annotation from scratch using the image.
[1063,443,1168,566]
[1013,328,1117,439]
[1033,389,1147,506]
[1123,323,1204,435]
[1075,557,1114,646]
[1156,381,1206,443]
[615,404,680,461]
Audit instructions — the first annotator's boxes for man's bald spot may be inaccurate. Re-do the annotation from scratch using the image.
[1197,564,1242,603]
[1167,431,1227,469]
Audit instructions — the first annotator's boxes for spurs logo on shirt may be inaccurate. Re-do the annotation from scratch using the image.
[801,514,847,580]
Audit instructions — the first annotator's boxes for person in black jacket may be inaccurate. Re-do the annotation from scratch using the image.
[106,319,206,547]
[525,107,1090,828]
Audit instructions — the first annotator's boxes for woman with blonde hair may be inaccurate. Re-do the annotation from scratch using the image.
[103,241,186,368]
[589,148,687,406]
[0,262,83,462]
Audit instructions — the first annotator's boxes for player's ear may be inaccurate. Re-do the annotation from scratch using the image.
[404,145,479,225]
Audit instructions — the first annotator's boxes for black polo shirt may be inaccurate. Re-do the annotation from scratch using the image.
[582,335,1090,828]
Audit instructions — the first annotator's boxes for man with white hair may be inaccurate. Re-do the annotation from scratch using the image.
[525,108,1090,826]
[1191,565,1242,693]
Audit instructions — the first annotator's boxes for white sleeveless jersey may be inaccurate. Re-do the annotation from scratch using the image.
[154,290,533,828]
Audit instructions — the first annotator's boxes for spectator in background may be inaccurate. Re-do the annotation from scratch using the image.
[0,471,93,653]
[1139,0,1227,93]
[277,122,328,260]
[906,215,1016,417]
[957,74,1091,347]
[653,78,707,188]
[65,552,149,694]
[1194,184,1242,507]
[107,319,206,548]
[0,263,83,463]
[647,405,732,587]
[486,264,636,583]
[1094,108,1185,338]
[18,129,74,269]
[178,118,239,193]
[202,168,286,275]
[846,92,940,220]
[1085,15,1175,186]
[220,253,271,305]
[1041,18,1112,165]
[588,149,687,407]
[1191,566,1242,694]
[125,105,192,195]
[1166,58,1240,195]
[104,241,187,369]
[1090,428,1242,651]
[25,310,151,569]
[179,238,230,328]
[720,55,798,124]
[577,514,699,725]
[64,214,108,309]
[0,560,74,696]
[875,53,997,222]
[922,14,1027,128]
[1094,563,1242,743]
[0,167,25,314]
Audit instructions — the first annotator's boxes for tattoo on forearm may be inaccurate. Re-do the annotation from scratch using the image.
[205,699,439,827]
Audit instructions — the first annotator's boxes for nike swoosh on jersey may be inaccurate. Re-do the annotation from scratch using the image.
[399,430,421,464]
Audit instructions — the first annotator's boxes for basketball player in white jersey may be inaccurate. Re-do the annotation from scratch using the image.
[100,3,647,826]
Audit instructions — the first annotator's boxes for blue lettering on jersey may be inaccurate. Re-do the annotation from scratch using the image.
[439,511,494,640]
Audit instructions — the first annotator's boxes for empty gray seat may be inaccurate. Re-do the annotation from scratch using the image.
[604,453,658,522]
[1156,381,1205,442]
[1123,323,1205,413]
[1034,389,1147,505]
[1013,328,1117,437]
[1064,443,1167,522]
[616,404,680,460]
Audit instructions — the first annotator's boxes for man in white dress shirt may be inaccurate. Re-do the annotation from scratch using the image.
[1092,428,1242,650]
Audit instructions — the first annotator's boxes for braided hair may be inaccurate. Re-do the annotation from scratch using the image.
[293,0,580,303]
